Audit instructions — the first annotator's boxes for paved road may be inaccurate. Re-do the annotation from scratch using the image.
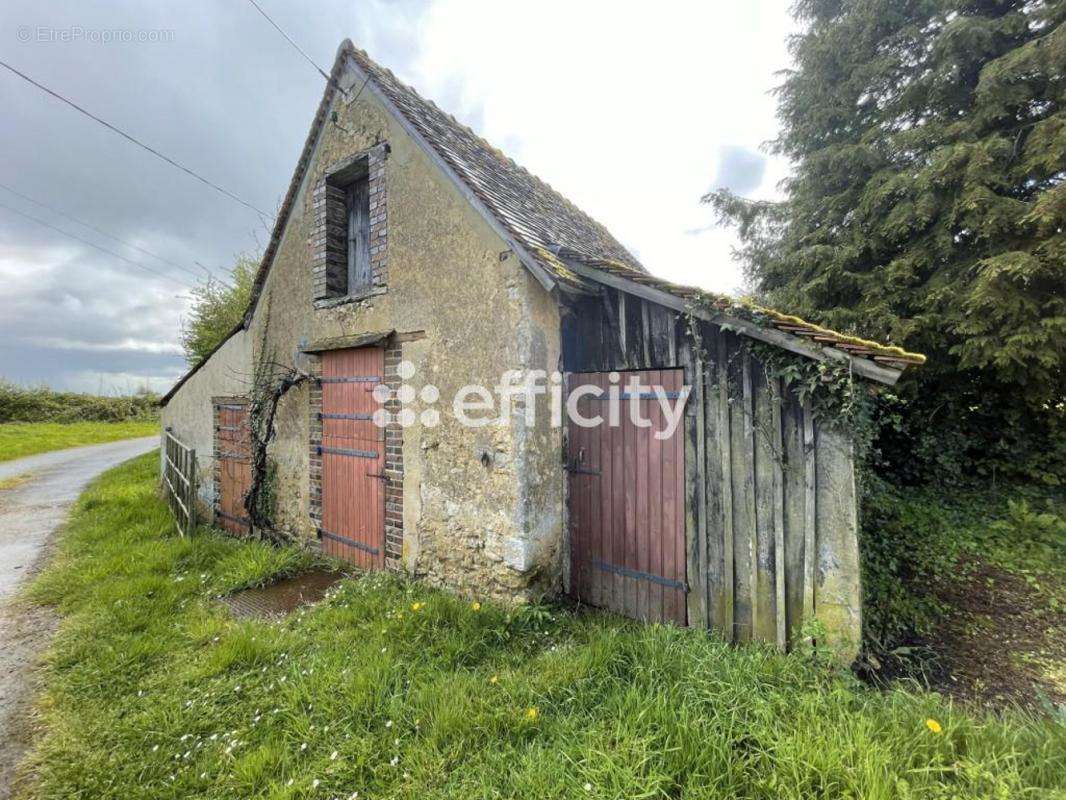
[0,437,158,601]
[0,436,157,798]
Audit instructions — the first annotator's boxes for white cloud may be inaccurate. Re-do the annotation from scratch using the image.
[0,1,796,391]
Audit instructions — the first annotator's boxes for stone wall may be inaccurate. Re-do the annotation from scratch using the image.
[159,328,251,520]
[235,54,563,602]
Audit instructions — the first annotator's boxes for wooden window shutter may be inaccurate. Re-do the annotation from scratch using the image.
[347,178,371,292]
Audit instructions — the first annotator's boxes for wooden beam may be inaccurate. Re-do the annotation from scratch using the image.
[561,260,903,386]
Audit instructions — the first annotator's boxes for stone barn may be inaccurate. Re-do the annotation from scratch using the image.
[160,40,923,656]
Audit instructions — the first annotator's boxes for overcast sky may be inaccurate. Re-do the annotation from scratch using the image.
[0,1,795,394]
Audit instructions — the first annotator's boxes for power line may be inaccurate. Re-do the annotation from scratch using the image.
[0,182,234,288]
[0,58,273,219]
[0,200,195,289]
[245,0,335,87]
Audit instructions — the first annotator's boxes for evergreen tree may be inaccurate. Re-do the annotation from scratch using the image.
[709,0,1065,482]
[180,255,256,366]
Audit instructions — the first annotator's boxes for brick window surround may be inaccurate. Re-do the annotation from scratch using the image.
[310,143,389,307]
[308,341,403,569]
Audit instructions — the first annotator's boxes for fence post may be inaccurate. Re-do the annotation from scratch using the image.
[189,448,197,533]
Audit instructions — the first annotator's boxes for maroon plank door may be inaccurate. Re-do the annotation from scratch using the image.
[319,347,386,569]
[217,402,252,535]
[567,369,687,624]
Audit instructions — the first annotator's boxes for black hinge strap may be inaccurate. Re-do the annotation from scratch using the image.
[318,527,380,555]
[591,558,688,592]
[317,446,378,459]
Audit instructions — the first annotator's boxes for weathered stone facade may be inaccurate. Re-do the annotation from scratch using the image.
[161,53,565,603]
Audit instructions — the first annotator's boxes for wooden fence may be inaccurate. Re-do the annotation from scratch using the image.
[162,428,197,536]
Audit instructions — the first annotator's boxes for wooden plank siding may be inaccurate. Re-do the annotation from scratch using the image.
[561,288,862,652]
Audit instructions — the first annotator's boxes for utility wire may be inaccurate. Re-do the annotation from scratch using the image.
[0,59,272,219]
[245,0,338,89]
[0,200,195,290]
[0,182,234,288]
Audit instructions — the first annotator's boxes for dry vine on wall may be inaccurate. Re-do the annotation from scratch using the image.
[242,314,311,544]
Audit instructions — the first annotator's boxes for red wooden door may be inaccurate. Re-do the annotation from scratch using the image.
[319,347,386,569]
[217,402,252,535]
[567,369,687,624]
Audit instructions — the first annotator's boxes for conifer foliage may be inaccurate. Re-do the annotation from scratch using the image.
[709,0,1064,481]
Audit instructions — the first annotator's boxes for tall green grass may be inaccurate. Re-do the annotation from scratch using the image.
[0,420,158,462]
[21,453,1066,799]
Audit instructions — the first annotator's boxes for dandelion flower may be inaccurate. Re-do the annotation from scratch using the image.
[471,601,481,611]
[410,602,424,612]
[525,707,539,721]
[489,675,499,685]
[925,718,943,734]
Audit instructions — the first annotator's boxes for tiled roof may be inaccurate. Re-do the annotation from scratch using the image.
[557,251,926,369]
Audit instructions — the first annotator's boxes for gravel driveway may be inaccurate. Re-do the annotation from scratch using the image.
[0,436,157,798]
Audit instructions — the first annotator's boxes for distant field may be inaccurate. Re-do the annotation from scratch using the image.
[0,421,158,462]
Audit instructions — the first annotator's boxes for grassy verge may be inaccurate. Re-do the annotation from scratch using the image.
[0,420,158,462]
[19,454,1066,799]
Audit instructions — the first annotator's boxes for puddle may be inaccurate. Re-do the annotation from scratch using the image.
[221,569,347,619]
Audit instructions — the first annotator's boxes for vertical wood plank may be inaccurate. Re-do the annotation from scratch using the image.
[742,351,759,641]
[641,300,652,368]
[648,370,663,622]
[771,379,787,650]
[682,340,708,629]
[716,334,735,641]
[803,398,817,637]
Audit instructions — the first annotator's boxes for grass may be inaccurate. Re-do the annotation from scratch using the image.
[0,472,32,490]
[0,420,158,462]
[18,453,1066,799]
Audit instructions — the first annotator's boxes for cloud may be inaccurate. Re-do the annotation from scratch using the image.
[0,0,794,393]
[712,145,768,195]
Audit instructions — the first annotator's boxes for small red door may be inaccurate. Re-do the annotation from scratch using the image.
[217,401,252,535]
[567,369,687,624]
[319,347,386,569]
